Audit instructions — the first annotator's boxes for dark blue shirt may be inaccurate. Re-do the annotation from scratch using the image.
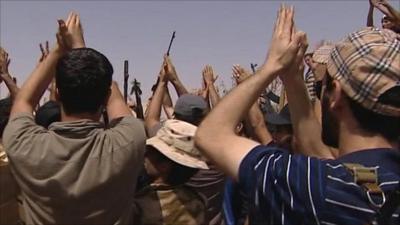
[239,146,400,225]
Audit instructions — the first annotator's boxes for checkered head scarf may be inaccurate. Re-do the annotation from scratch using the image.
[327,27,400,116]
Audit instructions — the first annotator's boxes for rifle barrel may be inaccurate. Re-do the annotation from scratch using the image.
[166,31,176,56]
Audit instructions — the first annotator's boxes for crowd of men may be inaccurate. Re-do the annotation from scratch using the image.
[0,0,400,224]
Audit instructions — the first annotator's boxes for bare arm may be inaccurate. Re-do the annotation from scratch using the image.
[38,41,57,102]
[10,12,85,117]
[233,64,272,145]
[367,0,375,27]
[106,81,132,120]
[247,101,272,145]
[280,46,334,159]
[144,57,168,133]
[195,6,306,179]
[162,85,174,119]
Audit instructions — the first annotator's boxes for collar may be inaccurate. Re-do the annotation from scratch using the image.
[336,148,400,173]
[48,120,104,138]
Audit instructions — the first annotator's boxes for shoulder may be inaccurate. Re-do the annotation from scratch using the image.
[3,112,47,154]
[105,116,147,145]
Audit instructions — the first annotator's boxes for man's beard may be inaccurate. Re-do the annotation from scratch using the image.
[321,94,339,148]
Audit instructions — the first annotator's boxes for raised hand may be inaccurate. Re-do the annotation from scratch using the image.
[158,55,168,82]
[38,41,50,63]
[264,5,307,74]
[232,64,251,84]
[164,55,179,81]
[56,12,85,52]
[202,65,218,85]
[0,49,11,83]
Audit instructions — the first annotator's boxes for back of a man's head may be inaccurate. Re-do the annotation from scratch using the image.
[56,48,113,115]
[173,94,208,126]
[326,27,400,143]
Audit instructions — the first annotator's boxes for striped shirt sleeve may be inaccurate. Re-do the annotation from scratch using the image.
[239,145,326,225]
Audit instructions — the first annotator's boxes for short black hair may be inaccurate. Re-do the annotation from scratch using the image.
[0,97,11,138]
[55,48,113,115]
[326,75,400,142]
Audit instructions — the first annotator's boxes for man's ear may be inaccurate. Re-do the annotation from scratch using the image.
[329,80,344,110]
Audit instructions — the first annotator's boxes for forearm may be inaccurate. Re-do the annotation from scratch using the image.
[385,3,400,24]
[106,82,132,120]
[11,49,61,115]
[207,82,220,108]
[145,79,167,130]
[367,5,374,27]
[247,101,272,145]
[170,79,188,96]
[162,85,174,119]
[1,74,19,100]
[281,74,333,158]
[196,64,278,178]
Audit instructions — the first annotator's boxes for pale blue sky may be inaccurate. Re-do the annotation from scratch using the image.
[1,0,399,100]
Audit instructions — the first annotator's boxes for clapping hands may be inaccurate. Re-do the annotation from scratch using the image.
[263,5,308,75]
[0,48,12,83]
[202,65,218,85]
[232,64,251,85]
[56,12,86,52]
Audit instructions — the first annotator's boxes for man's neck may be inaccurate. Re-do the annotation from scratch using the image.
[338,121,396,157]
[61,110,101,122]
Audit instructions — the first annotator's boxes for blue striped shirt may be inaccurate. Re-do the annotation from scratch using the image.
[239,146,400,225]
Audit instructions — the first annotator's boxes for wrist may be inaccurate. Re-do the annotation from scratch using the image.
[205,80,214,86]
[170,77,180,84]
[72,43,85,49]
[259,61,281,78]
[159,79,168,86]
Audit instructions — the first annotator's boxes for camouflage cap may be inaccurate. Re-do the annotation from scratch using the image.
[327,27,400,116]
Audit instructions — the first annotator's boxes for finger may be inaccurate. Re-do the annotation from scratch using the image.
[58,19,67,33]
[46,41,50,54]
[66,12,73,27]
[298,32,309,59]
[56,32,64,49]
[281,6,293,39]
[40,43,45,54]
[274,5,284,35]
[71,13,77,26]
[292,31,308,62]
[287,6,295,40]
[278,4,287,34]
[75,13,80,25]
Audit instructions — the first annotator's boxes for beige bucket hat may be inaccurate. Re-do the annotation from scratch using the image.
[146,119,209,170]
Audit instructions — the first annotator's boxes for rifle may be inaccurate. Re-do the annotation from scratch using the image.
[166,31,176,56]
[150,31,176,96]
[124,60,129,103]
[130,79,144,119]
